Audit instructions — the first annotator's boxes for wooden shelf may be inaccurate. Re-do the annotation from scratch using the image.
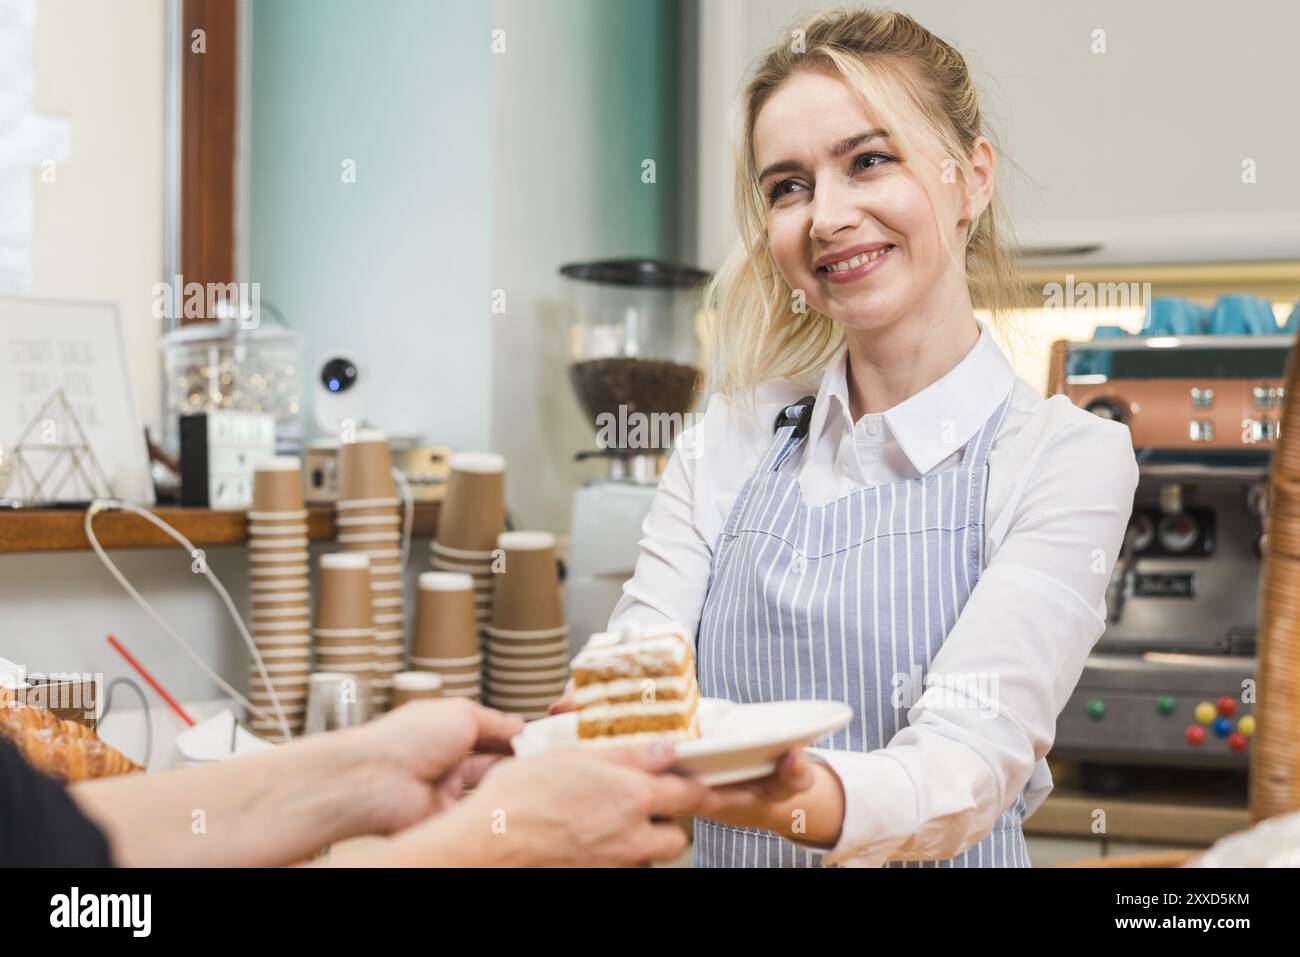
[0,503,439,554]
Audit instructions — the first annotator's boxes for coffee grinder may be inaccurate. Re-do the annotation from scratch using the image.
[561,260,709,655]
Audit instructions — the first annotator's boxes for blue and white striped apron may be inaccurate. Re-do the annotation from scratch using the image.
[693,386,1032,867]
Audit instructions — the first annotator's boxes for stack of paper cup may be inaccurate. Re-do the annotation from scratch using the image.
[312,553,377,704]
[391,671,444,707]
[410,572,482,701]
[247,457,312,738]
[484,531,568,718]
[336,430,405,712]
[428,452,506,647]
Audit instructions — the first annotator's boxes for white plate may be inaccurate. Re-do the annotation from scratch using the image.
[511,697,853,786]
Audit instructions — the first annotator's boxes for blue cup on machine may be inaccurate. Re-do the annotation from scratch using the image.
[1141,297,1206,337]
[1208,294,1276,336]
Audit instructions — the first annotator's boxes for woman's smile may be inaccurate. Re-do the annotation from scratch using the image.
[816,243,897,284]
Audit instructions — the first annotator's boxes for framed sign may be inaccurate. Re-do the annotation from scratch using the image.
[0,296,154,505]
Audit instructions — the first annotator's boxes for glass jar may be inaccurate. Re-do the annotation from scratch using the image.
[159,311,303,457]
[561,259,709,453]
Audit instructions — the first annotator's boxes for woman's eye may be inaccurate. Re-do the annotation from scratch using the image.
[853,151,894,173]
[768,179,803,204]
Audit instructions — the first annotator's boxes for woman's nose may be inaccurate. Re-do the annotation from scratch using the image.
[808,177,862,242]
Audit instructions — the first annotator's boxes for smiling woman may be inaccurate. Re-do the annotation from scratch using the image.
[604,7,1140,869]
[704,9,1024,402]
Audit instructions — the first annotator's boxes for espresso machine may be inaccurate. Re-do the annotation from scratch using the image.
[561,260,710,655]
[1048,298,1290,790]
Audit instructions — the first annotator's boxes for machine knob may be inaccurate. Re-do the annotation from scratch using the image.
[1084,397,1126,423]
[1228,732,1249,753]
[1156,695,1175,716]
[1212,717,1232,738]
[1085,699,1105,721]
[1194,701,1217,724]
[1186,725,1206,745]
[1216,696,1237,717]
[1238,715,1256,737]
[1158,513,1199,553]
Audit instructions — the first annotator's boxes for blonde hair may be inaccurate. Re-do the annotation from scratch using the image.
[703,7,1026,399]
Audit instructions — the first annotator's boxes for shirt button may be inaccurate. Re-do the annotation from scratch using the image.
[865,418,881,436]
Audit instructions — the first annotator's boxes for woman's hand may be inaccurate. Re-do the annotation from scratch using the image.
[383,741,706,867]
[688,748,840,844]
[348,698,524,834]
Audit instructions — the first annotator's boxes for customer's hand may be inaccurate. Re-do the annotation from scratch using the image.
[546,678,576,715]
[395,741,705,866]
[349,698,524,834]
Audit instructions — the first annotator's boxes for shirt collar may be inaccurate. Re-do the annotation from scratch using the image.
[805,319,1016,475]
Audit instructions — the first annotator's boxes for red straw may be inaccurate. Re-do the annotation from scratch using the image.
[106,634,195,727]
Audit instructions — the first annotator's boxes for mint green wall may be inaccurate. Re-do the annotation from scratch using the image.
[249,0,686,481]
[249,0,493,446]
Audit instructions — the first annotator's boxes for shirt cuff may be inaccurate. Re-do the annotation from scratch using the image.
[800,747,920,867]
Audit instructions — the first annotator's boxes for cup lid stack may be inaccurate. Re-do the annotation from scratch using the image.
[312,553,377,707]
[484,531,568,719]
[428,452,506,670]
[247,457,312,739]
[336,430,406,713]
[410,572,482,701]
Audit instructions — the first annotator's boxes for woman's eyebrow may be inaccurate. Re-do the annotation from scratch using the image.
[757,128,891,185]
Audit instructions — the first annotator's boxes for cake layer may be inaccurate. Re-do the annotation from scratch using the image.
[573,674,693,707]
[577,709,699,739]
[577,713,702,746]
[576,683,698,723]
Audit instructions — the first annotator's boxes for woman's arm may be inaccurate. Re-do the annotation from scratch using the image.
[694,411,1139,864]
[71,699,521,867]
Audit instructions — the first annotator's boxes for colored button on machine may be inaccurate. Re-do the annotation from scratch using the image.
[1195,701,1217,724]
[1085,699,1105,721]
[1185,725,1206,745]
[1237,714,1256,737]
[1212,717,1232,738]
[1228,732,1249,753]
[1216,696,1237,718]
[1156,695,1175,716]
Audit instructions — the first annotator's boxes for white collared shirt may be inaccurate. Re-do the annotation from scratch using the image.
[608,319,1140,866]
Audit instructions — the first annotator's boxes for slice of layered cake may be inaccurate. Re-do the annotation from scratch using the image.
[571,622,701,744]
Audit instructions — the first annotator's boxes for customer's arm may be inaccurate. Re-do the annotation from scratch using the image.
[342,740,707,867]
[71,699,521,867]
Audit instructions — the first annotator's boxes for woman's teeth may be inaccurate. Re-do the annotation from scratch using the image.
[823,246,892,272]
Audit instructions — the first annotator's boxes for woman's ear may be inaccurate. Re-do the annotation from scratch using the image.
[964,136,996,224]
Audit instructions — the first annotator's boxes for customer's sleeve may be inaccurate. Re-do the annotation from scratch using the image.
[0,735,115,866]
[806,413,1139,866]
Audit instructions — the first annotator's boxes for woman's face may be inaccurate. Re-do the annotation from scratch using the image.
[753,69,982,333]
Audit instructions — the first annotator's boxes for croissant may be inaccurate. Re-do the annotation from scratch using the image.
[0,687,143,781]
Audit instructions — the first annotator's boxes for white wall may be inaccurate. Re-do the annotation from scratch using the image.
[29,0,164,427]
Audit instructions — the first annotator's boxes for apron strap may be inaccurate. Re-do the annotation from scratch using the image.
[766,395,816,474]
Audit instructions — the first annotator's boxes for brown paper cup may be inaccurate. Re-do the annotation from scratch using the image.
[337,430,397,501]
[412,572,478,660]
[316,553,373,630]
[390,671,444,706]
[490,531,563,631]
[252,457,306,513]
[435,452,506,552]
